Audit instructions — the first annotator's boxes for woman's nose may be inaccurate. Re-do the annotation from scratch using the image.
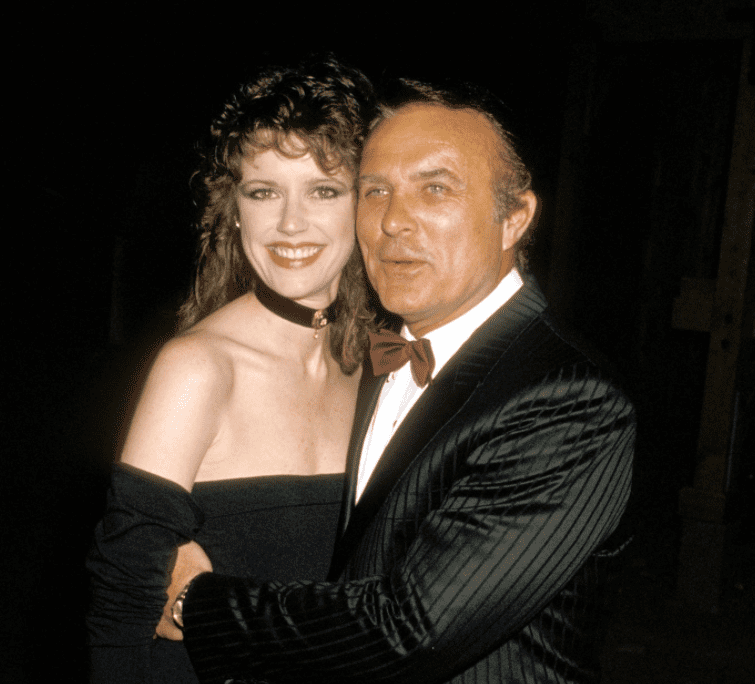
[278,199,307,235]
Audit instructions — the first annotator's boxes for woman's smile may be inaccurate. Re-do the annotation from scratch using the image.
[267,242,325,269]
[237,148,356,308]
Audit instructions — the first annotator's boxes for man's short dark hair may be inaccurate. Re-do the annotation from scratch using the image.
[372,79,535,270]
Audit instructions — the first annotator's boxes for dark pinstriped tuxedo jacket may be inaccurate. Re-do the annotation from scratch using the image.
[183,276,636,684]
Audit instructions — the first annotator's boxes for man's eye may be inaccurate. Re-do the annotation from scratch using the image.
[427,184,446,194]
[360,187,386,199]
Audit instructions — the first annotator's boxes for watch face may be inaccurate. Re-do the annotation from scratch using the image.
[171,592,186,629]
[171,598,184,629]
[171,583,191,629]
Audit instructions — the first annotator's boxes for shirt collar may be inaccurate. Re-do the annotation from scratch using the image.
[404,268,523,380]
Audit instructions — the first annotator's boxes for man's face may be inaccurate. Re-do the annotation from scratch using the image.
[357,103,532,337]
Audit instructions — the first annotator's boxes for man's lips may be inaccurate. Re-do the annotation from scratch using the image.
[267,242,324,269]
[378,251,426,266]
[377,255,427,278]
[377,247,425,262]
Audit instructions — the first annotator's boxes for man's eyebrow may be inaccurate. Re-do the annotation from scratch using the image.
[410,168,463,184]
[357,174,386,186]
[358,168,464,186]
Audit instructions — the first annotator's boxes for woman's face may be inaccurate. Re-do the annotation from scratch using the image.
[236,146,356,309]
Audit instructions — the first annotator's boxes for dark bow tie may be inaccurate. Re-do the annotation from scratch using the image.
[368,329,435,388]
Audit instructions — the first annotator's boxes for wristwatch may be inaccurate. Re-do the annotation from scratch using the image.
[171,582,192,629]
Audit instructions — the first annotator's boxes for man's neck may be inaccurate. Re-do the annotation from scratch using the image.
[405,268,524,378]
[406,266,518,339]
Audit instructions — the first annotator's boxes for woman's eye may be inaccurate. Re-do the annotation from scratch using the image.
[244,188,276,200]
[313,186,341,199]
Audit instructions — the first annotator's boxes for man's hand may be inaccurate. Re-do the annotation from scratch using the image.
[157,540,213,640]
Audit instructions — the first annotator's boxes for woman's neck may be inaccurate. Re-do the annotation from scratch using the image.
[248,291,337,376]
[254,279,338,334]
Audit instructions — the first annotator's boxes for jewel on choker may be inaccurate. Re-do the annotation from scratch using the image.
[255,279,338,338]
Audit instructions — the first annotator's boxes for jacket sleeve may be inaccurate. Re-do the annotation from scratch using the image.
[86,463,204,683]
[183,365,635,684]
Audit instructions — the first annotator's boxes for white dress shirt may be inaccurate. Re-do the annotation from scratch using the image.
[356,268,524,501]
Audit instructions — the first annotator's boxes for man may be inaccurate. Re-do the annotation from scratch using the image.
[163,80,635,684]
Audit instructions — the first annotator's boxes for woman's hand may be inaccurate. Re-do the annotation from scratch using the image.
[157,541,213,640]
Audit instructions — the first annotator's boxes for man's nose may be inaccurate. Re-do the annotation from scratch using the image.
[278,199,307,235]
[381,194,417,236]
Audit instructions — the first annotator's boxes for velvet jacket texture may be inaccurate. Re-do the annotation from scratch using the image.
[182,276,636,684]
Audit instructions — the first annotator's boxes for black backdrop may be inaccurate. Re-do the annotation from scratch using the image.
[5,4,752,681]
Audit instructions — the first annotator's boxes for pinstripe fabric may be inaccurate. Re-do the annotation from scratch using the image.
[183,277,635,684]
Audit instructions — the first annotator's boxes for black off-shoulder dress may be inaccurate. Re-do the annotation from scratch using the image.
[86,463,343,683]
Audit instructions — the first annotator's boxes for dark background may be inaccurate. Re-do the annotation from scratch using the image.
[4,1,754,681]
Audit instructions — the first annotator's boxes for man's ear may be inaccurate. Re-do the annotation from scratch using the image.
[501,191,539,251]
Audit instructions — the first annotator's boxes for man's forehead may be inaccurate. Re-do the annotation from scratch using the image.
[361,104,495,177]
[367,103,494,145]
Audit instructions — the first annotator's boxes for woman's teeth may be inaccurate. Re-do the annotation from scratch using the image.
[269,245,322,259]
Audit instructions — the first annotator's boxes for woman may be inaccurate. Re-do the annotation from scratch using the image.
[86,56,375,683]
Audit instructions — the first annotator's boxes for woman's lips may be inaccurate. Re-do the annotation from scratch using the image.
[267,243,324,269]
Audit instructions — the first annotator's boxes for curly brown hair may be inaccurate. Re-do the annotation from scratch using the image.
[178,56,376,374]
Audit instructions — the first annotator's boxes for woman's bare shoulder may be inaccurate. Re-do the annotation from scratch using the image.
[151,331,235,393]
[182,295,275,360]
[170,289,307,394]
[118,332,239,490]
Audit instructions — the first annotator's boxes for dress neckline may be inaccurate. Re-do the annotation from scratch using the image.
[192,472,345,489]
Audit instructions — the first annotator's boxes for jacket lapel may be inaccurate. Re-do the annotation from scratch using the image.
[329,276,548,578]
[331,367,385,545]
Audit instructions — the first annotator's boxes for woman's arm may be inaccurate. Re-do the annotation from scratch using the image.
[86,334,229,682]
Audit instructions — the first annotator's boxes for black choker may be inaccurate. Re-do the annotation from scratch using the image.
[255,279,338,334]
